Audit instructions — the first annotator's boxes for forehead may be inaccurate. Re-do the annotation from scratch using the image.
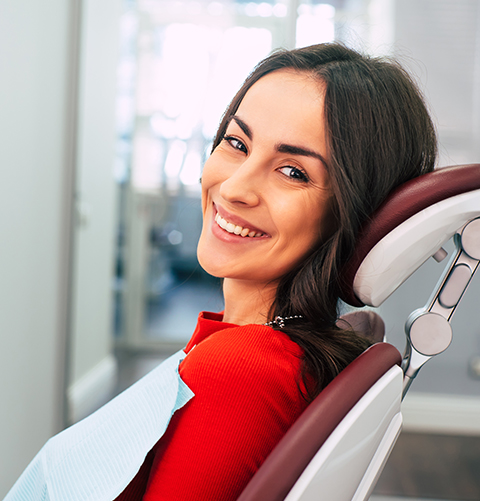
[235,70,326,143]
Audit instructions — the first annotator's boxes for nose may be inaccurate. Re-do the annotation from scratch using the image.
[218,156,263,207]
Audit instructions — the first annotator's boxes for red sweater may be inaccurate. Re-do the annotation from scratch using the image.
[115,312,307,500]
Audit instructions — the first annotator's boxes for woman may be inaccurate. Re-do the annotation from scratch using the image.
[6,43,436,501]
[119,42,436,500]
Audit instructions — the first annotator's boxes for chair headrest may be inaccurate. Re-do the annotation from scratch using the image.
[340,164,480,307]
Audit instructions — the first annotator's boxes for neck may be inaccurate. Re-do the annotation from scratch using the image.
[222,278,278,325]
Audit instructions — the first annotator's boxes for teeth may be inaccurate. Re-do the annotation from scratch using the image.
[215,212,263,238]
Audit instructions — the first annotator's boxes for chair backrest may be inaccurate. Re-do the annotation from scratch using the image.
[237,342,402,501]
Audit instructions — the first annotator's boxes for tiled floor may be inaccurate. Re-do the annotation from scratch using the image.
[370,498,460,501]
[373,432,480,500]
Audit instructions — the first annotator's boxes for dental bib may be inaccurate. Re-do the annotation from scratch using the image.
[5,350,194,501]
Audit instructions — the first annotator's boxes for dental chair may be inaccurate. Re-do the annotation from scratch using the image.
[238,163,480,501]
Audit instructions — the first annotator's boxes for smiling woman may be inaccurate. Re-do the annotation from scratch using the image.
[133,44,436,501]
[5,43,437,501]
[206,42,437,403]
[197,70,333,323]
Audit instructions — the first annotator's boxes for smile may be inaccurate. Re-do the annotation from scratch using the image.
[215,213,266,238]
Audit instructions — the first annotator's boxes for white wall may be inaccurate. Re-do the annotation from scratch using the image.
[0,1,78,496]
[0,0,121,495]
[394,0,480,166]
[67,0,121,424]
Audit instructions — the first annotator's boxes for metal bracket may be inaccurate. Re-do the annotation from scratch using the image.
[402,217,480,397]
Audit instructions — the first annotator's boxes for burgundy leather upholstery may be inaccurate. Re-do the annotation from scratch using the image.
[237,342,402,501]
[340,164,480,307]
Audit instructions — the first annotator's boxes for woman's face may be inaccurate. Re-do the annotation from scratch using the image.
[197,69,333,287]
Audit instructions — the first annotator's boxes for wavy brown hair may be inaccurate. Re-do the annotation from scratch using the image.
[211,43,437,400]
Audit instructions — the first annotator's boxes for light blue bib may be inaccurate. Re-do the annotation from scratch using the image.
[5,349,194,501]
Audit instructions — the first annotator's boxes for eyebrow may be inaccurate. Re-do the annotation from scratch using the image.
[228,115,328,167]
[276,143,328,166]
[230,116,252,139]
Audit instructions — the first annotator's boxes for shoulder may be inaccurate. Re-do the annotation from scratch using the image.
[176,324,307,439]
[180,323,303,395]
[183,323,301,374]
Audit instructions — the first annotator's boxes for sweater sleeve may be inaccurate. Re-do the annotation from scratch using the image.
[142,324,307,501]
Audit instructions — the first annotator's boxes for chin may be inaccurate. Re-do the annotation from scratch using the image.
[197,259,222,279]
[197,241,221,279]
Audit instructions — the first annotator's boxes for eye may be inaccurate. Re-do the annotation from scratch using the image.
[223,136,247,154]
[278,166,309,183]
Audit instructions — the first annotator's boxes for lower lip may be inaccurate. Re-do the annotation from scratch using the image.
[210,210,269,244]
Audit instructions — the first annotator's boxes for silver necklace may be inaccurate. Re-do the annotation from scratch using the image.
[264,315,303,328]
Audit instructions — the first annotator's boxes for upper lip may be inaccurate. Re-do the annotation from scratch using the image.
[214,203,269,236]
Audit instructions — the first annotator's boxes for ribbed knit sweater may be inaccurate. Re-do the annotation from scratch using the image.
[115,311,307,500]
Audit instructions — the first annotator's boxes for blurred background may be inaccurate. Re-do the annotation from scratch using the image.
[1,0,479,498]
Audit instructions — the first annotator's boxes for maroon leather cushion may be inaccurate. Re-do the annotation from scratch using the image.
[340,164,480,306]
[237,343,402,501]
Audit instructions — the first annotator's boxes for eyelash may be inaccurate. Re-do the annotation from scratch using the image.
[279,166,309,183]
[222,135,310,183]
[223,135,247,154]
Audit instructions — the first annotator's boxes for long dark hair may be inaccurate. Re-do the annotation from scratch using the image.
[212,43,437,400]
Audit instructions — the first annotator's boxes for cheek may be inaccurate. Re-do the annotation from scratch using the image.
[201,152,226,188]
[293,199,333,252]
[200,158,218,212]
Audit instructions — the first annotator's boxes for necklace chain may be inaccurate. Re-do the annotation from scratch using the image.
[264,315,303,328]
